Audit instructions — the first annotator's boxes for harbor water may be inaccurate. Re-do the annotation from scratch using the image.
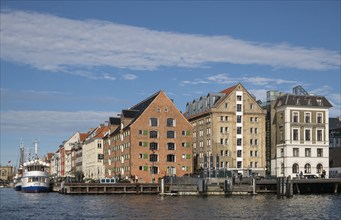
[1,188,340,219]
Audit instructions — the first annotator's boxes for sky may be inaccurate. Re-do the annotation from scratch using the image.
[1,1,340,166]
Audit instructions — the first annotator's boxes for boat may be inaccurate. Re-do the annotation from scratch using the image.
[13,139,24,191]
[21,140,50,193]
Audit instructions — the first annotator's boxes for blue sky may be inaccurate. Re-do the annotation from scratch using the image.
[1,1,340,165]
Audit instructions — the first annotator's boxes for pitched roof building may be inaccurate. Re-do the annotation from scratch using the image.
[103,91,193,183]
[185,83,266,177]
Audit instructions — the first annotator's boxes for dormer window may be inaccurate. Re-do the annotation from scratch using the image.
[317,99,322,106]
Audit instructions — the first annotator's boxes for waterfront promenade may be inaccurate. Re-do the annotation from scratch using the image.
[58,177,341,196]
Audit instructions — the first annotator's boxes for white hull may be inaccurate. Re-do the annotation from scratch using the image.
[21,170,50,193]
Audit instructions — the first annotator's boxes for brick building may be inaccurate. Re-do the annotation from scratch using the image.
[103,90,193,183]
[185,83,266,177]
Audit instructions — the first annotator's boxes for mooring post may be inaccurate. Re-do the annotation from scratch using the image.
[334,183,338,194]
[161,178,165,194]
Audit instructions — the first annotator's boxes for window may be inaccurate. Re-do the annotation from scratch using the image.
[150,166,158,174]
[293,112,299,123]
[150,154,158,162]
[317,148,323,157]
[167,118,175,127]
[97,141,102,149]
[167,143,175,150]
[237,104,242,112]
[281,163,284,174]
[317,113,323,123]
[237,161,242,168]
[220,138,224,144]
[255,128,258,134]
[255,151,258,157]
[237,95,242,101]
[293,148,299,157]
[237,150,242,157]
[317,164,323,173]
[167,131,175,138]
[220,127,224,133]
[150,118,158,127]
[237,115,242,123]
[292,163,299,174]
[305,148,311,157]
[304,163,311,173]
[250,139,253,145]
[182,131,186,136]
[305,112,311,123]
[207,127,211,135]
[150,131,158,138]
[167,154,175,162]
[150,142,158,151]
[237,138,242,146]
[305,129,311,141]
[250,104,254,110]
[237,127,242,134]
[250,117,253,122]
[317,130,323,141]
[293,129,299,141]
[255,139,258,145]
[250,151,253,157]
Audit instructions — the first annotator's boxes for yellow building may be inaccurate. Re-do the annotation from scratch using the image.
[185,83,266,177]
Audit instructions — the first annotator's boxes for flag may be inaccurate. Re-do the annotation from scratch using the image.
[8,160,11,163]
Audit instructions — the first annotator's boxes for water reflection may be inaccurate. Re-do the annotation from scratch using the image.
[1,189,340,219]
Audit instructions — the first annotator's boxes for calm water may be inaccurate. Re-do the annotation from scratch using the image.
[1,188,340,219]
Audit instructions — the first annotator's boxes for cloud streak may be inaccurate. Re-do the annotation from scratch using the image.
[1,9,340,74]
[1,110,115,134]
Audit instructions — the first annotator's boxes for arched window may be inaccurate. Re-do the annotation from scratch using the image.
[292,163,299,174]
[304,163,311,174]
[317,164,323,173]
[150,118,158,127]
[150,131,158,138]
[150,154,158,162]
[150,142,158,151]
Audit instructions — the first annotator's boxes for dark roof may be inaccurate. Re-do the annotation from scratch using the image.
[122,110,140,118]
[330,117,341,130]
[109,117,121,125]
[274,94,332,109]
[130,91,160,112]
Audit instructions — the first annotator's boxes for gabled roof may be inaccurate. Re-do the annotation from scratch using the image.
[220,85,237,95]
[109,117,121,125]
[114,91,162,131]
[79,133,88,142]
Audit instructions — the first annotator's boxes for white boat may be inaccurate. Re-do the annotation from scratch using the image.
[21,140,50,193]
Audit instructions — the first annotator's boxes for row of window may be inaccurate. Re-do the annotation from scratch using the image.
[149,118,176,127]
[139,130,190,138]
[292,112,323,124]
[292,128,324,142]
[138,142,190,150]
[288,163,323,174]
[289,148,324,157]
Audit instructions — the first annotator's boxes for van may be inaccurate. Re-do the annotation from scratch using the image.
[100,178,117,184]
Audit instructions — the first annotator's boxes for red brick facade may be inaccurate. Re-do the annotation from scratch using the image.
[104,91,193,183]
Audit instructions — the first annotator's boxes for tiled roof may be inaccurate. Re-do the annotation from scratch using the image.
[79,133,88,142]
[220,85,237,95]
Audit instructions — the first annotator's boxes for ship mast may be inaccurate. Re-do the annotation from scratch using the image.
[19,138,24,168]
[34,139,39,160]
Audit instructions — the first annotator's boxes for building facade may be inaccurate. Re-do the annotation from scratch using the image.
[329,117,341,177]
[82,125,109,180]
[185,83,266,177]
[103,91,193,183]
[272,94,332,177]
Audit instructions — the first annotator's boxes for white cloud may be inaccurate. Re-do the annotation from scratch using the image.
[121,74,137,80]
[242,76,298,86]
[1,9,340,75]
[0,110,115,134]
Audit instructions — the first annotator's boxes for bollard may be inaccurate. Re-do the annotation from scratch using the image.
[161,178,165,194]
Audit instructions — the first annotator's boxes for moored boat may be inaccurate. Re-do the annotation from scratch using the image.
[13,139,24,191]
[21,140,50,193]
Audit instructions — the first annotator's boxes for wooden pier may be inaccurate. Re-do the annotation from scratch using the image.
[58,178,341,196]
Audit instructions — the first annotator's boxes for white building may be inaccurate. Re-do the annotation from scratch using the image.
[82,125,108,180]
[272,94,332,178]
